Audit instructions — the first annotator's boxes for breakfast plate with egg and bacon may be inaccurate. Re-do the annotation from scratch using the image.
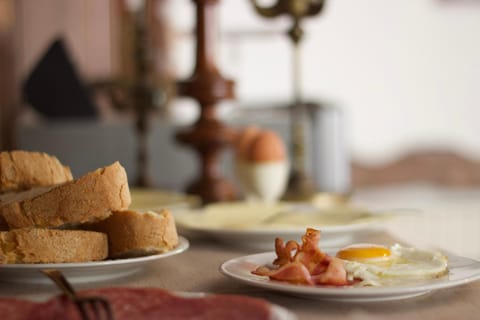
[220,228,480,302]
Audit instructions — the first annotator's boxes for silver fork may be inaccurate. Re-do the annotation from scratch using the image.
[41,269,114,320]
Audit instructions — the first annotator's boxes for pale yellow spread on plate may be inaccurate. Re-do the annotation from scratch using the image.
[175,201,385,231]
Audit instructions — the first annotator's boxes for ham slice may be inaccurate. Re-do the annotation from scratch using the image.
[0,298,38,320]
[1,288,273,320]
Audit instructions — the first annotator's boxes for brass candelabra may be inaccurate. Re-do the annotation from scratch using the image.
[250,0,325,200]
[94,0,172,187]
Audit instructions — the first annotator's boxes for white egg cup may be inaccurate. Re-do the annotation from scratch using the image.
[235,159,289,203]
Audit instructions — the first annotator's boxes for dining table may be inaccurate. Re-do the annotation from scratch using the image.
[1,184,479,319]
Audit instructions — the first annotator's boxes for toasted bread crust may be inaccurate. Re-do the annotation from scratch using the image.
[89,209,178,258]
[0,151,73,194]
[0,228,108,264]
[0,162,131,229]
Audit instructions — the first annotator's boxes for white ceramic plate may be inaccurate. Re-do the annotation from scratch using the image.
[179,223,376,251]
[220,251,480,302]
[0,236,189,285]
[175,203,386,250]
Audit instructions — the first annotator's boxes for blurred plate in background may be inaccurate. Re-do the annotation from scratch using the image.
[130,188,201,211]
[174,201,390,250]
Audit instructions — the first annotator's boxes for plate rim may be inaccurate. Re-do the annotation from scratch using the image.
[0,236,189,271]
[219,251,480,300]
[178,220,376,235]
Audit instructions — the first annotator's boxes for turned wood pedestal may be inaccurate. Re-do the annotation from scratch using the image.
[176,0,237,204]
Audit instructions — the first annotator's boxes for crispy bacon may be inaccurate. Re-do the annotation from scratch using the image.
[253,261,314,285]
[252,228,350,286]
[273,238,298,266]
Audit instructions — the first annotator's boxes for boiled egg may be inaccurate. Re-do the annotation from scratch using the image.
[234,127,289,202]
[245,129,286,163]
[336,244,448,287]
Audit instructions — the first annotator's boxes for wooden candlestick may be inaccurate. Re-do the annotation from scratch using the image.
[176,0,237,204]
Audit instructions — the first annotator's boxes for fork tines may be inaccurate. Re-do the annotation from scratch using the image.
[41,269,114,320]
[75,296,114,320]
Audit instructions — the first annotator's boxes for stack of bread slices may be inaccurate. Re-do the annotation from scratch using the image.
[0,150,179,264]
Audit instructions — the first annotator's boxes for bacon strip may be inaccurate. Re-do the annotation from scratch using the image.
[253,261,314,285]
[252,228,350,286]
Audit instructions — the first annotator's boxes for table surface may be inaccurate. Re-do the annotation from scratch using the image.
[1,185,480,319]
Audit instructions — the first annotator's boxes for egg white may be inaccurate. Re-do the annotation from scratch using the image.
[341,244,448,287]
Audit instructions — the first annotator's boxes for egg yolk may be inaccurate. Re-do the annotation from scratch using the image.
[336,244,391,263]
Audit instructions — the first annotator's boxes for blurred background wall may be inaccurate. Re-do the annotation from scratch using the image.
[170,0,480,163]
[2,0,480,190]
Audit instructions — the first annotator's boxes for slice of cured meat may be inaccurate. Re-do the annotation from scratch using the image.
[0,297,38,320]
[2,287,274,320]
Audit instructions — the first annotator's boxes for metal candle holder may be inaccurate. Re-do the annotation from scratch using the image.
[94,2,165,188]
[250,0,325,200]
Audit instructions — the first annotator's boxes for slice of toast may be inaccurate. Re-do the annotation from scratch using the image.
[87,209,179,259]
[0,228,108,264]
[0,150,73,194]
[0,162,131,229]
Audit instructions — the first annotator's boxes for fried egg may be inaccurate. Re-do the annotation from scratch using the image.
[336,244,448,287]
